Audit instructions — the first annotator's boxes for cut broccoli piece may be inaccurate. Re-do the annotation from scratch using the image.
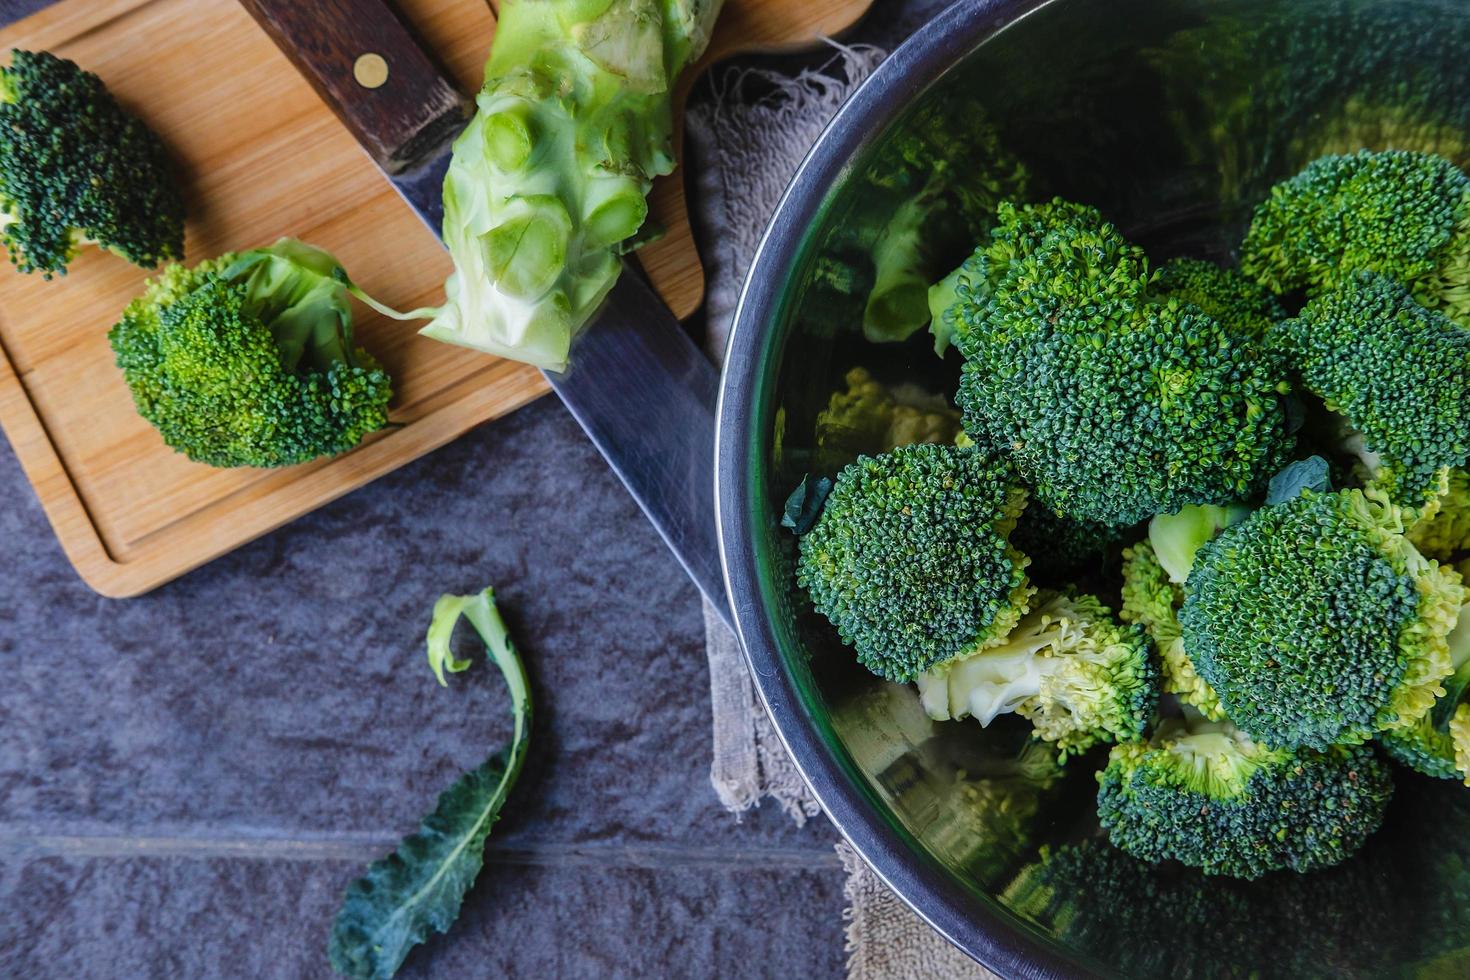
[1269,270,1470,507]
[0,49,183,277]
[796,442,1032,682]
[953,199,1293,525]
[1408,468,1470,562]
[413,0,723,370]
[811,367,960,474]
[1242,151,1470,325]
[914,591,1157,757]
[1179,488,1465,750]
[1381,602,1470,783]
[109,238,393,468]
[1119,539,1226,722]
[1155,258,1284,341]
[1096,716,1394,879]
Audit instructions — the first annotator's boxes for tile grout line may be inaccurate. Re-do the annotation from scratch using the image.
[0,829,844,870]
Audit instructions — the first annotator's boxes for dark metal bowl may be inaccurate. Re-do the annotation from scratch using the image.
[716,0,1470,975]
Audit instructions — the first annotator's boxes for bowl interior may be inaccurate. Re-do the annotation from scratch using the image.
[721,0,1470,975]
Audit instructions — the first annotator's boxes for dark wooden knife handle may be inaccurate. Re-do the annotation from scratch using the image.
[238,0,472,175]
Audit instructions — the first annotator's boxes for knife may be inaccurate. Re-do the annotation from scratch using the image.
[238,0,731,627]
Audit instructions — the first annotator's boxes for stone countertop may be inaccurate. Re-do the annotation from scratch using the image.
[0,0,949,975]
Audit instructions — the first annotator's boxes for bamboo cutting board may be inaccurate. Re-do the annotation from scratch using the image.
[0,0,872,597]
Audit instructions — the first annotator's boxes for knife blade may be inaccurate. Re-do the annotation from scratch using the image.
[239,0,731,626]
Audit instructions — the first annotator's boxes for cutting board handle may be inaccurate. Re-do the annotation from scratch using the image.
[238,0,471,175]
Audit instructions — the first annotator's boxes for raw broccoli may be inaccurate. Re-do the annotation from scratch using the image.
[795,442,1032,682]
[1242,151,1470,324]
[811,367,960,474]
[0,49,183,277]
[1269,271,1470,507]
[109,238,393,468]
[953,199,1293,525]
[1179,488,1466,750]
[1409,468,1470,562]
[1095,717,1394,879]
[914,590,1157,757]
[861,108,1030,345]
[413,0,723,371]
[1381,602,1470,784]
[1154,258,1284,341]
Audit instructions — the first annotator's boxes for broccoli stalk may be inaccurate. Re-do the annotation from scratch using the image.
[0,49,183,277]
[399,0,723,371]
[109,238,393,468]
[1096,716,1394,879]
[914,591,1157,756]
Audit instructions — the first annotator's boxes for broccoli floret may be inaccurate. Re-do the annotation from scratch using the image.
[914,591,1157,757]
[1242,151,1470,325]
[1119,539,1226,722]
[413,0,723,371]
[811,367,960,474]
[0,49,183,277]
[1381,603,1470,783]
[1270,271,1470,507]
[1179,488,1465,750]
[1408,468,1470,561]
[109,238,393,468]
[1155,258,1284,341]
[796,442,1032,682]
[1009,506,1128,585]
[953,199,1293,525]
[1096,716,1394,879]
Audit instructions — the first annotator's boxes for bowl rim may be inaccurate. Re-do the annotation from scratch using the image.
[713,0,1093,976]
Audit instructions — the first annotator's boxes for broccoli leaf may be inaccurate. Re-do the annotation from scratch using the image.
[782,474,832,535]
[1266,455,1333,505]
[328,588,532,980]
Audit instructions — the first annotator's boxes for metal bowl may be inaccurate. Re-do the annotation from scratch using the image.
[716,0,1470,975]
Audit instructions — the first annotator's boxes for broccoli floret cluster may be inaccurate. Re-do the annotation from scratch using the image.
[1180,488,1464,750]
[110,239,393,468]
[1096,718,1394,879]
[0,49,183,277]
[949,199,1293,526]
[1155,258,1285,341]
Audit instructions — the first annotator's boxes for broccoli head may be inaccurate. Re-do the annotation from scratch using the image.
[1270,271,1470,507]
[0,49,183,277]
[1179,488,1465,750]
[914,590,1157,757]
[795,442,1032,682]
[953,199,1293,525]
[811,367,960,475]
[1119,539,1226,722]
[109,238,393,468]
[1154,258,1284,341]
[1381,602,1470,784]
[1242,151,1470,324]
[1096,717,1394,879]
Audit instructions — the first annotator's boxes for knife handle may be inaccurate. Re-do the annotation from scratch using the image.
[238,0,472,175]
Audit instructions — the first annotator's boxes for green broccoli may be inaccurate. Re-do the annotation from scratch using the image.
[811,367,960,474]
[412,0,723,371]
[1179,488,1465,750]
[953,199,1293,525]
[1381,601,1470,784]
[1154,258,1284,341]
[109,238,393,468]
[1242,151,1470,324]
[1095,716,1394,879]
[1269,271,1470,507]
[0,49,183,277]
[914,590,1157,757]
[861,108,1030,345]
[1408,468,1470,562]
[795,441,1032,682]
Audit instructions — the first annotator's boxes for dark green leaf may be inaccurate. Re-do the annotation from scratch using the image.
[328,588,532,980]
[1266,456,1332,505]
[782,474,833,535]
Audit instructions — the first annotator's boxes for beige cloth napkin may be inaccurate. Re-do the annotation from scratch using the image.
[685,41,996,980]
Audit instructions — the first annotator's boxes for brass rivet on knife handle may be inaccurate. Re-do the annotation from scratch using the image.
[237,0,471,176]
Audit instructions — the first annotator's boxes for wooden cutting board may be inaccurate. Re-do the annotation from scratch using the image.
[0,0,872,597]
